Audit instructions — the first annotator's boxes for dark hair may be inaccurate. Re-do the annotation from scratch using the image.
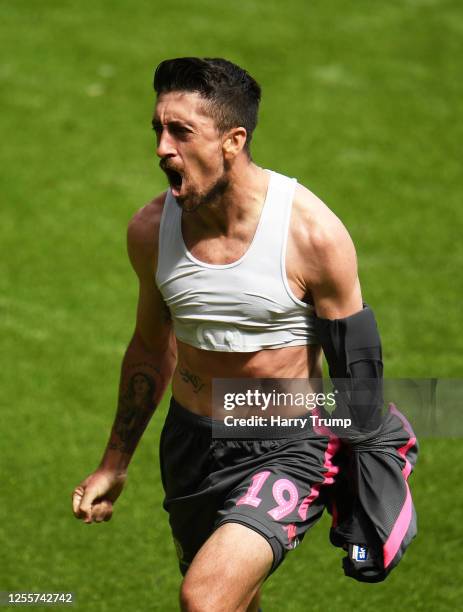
[153,57,261,154]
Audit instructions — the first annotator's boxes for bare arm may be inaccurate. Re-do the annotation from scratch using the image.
[72,194,176,522]
[101,201,176,472]
[300,189,383,433]
[308,217,363,319]
[291,184,363,318]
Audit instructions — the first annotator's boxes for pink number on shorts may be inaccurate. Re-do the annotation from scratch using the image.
[236,471,271,508]
[267,478,299,520]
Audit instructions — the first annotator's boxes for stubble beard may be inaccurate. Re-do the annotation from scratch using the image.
[175,160,231,214]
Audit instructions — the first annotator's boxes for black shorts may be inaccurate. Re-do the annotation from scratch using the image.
[159,397,339,575]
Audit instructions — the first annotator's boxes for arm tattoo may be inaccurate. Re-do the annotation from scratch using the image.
[109,370,158,454]
[179,367,205,394]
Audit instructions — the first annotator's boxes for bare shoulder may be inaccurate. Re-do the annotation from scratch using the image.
[292,183,354,253]
[127,192,167,278]
[290,183,358,287]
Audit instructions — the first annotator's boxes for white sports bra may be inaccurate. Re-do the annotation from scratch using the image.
[155,170,318,352]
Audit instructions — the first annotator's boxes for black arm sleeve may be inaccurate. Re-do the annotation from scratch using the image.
[314,304,384,434]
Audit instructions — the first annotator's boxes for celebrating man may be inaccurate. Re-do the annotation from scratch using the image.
[72,57,401,611]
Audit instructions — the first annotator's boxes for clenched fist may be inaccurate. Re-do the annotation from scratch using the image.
[72,469,126,524]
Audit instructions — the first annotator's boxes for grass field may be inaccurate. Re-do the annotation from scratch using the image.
[1,0,462,610]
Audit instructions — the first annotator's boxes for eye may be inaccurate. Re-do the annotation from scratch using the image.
[172,126,189,137]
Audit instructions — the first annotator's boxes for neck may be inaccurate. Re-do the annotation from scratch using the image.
[187,160,269,235]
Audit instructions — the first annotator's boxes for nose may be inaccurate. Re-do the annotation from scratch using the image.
[156,128,177,159]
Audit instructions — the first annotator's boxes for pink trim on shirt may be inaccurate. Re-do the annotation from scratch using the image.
[383,403,416,568]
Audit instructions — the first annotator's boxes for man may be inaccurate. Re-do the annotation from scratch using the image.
[72,57,386,611]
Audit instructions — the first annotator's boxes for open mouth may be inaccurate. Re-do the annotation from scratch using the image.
[164,167,183,196]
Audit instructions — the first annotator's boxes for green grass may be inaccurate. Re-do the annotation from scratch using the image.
[1,0,462,610]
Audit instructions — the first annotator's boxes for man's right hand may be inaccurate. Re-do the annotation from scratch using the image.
[71,469,127,524]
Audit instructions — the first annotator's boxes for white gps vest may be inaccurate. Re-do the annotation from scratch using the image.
[155,170,318,352]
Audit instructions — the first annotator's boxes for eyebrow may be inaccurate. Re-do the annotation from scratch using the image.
[151,119,193,130]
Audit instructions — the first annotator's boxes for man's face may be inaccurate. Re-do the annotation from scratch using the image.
[153,91,229,212]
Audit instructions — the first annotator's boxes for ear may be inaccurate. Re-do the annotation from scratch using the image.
[222,127,247,159]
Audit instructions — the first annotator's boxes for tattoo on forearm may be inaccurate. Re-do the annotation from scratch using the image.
[179,367,205,394]
[109,370,158,454]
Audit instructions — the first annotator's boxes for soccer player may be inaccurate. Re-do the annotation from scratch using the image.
[72,57,384,611]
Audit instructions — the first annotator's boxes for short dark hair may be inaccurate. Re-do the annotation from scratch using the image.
[153,57,261,154]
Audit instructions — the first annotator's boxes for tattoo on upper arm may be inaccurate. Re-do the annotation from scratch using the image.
[109,369,159,454]
[179,367,205,394]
